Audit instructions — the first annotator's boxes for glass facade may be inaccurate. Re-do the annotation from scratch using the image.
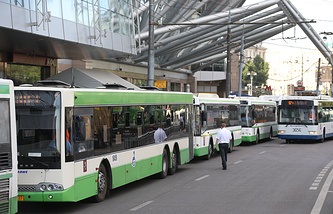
[2,0,133,36]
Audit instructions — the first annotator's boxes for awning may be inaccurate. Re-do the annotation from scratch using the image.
[47,67,141,90]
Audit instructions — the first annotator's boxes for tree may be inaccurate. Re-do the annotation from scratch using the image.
[242,55,269,88]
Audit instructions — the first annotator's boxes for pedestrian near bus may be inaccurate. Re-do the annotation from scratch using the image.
[216,123,232,170]
[154,124,167,143]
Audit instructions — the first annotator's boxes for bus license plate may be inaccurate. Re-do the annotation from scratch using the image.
[292,128,301,132]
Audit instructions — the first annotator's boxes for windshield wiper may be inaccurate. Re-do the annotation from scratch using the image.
[296,117,308,127]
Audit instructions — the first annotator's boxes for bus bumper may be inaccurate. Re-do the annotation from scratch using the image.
[278,134,321,140]
[242,135,256,143]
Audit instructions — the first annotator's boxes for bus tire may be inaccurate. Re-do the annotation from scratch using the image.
[168,148,178,175]
[159,149,168,179]
[228,137,234,153]
[269,128,273,140]
[255,131,259,144]
[205,143,213,160]
[320,129,325,143]
[94,164,109,203]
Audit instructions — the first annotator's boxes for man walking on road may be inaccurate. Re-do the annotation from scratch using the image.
[216,123,232,170]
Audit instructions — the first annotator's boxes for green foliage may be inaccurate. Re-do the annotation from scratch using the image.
[242,55,269,88]
[7,64,41,85]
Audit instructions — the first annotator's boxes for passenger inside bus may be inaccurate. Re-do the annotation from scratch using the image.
[49,130,72,156]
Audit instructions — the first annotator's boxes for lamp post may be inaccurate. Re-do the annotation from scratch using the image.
[247,71,257,96]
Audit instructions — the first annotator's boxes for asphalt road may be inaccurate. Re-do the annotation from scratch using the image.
[19,137,333,214]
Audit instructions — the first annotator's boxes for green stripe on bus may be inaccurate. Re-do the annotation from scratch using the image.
[0,84,10,94]
[234,138,242,146]
[19,172,98,202]
[74,91,193,106]
[194,146,208,157]
[18,147,190,202]
[9,196,18,214]
[0,173,12,180]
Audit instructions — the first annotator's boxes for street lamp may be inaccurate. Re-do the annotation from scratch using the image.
[247,71,257,96]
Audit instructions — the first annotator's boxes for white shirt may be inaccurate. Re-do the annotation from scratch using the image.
[154,128,167,143]
[216,127,232,144]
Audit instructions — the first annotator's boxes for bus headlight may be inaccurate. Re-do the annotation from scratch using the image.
[309,131,317,135]
[278,130,285,134]
[37,182,64,192]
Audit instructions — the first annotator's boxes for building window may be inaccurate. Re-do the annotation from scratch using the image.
[197,86,217,93]
[171,82,180,91]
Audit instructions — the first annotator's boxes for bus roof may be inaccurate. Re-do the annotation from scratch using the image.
[193,96,240,105]
[232,96,277,106]
[14,86,194,106]
[279,95,332,101]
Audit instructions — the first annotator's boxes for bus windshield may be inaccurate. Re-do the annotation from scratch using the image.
[240,105,252,127]
[15,90,63,169]
[193,106,202,136]
[278,105,317,125]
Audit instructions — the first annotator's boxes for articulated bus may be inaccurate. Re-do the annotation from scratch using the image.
[193,94,242,159]
[0,79,17,214]
[15,86,193,203]
[238,97,278,144]
[277,95,333,143]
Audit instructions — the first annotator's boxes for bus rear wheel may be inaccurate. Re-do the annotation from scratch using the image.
[94,164,109,202]
[168,149,178,175]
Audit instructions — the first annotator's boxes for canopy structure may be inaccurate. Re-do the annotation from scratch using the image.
[133,0,332,71]
[46,67,141,90]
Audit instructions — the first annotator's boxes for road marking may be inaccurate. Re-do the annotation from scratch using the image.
[309,162,333,191]
[195,175,209,181]
[233,160,243,165]
[311,168,333,214]
[130,200,154,211]
[259,151,266,155]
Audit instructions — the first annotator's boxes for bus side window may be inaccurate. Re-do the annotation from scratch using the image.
[73,108,94,159]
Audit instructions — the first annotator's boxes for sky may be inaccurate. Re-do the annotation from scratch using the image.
[243,0,333,94]
[243,0,333,58]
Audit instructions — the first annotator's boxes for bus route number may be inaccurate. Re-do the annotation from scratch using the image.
[292,128,301,132]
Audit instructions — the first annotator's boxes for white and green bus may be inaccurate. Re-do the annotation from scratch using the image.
[0,79,18,213]
[238,97,278,144]
[15,86,193,202]
[193,94,242,159]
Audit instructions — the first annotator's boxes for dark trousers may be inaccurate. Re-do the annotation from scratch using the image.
[218,143,228,169]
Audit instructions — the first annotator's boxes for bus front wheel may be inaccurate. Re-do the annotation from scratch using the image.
[228,138,234,153]
[205,143,213,160]
[94,164,109,202]
[159,149,168,179]
[320,129,325,143]
[255,132,259,144]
